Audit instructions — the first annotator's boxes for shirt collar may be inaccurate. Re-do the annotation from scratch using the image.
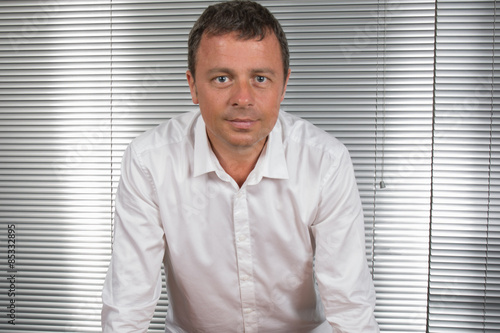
[193,112,217,177]
[192,110,289,182]
[257,116,289,181]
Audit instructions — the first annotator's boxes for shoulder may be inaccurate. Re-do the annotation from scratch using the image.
[278,111,350,163]
[276,112,356,201]
[129,111,199,156]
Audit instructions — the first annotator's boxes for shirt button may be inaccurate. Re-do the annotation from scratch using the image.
[243,308,253,314]
[241,275,249,281]
[238,234,246,242]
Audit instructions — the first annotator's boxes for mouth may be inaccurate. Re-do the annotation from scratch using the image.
[227,118,257,130]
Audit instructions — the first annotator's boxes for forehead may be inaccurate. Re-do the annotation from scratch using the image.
[196,31,283,72]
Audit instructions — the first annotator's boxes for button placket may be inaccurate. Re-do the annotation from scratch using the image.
[233,188,258,332]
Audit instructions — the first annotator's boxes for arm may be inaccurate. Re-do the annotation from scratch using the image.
[311,146,379,332]
[102,145,165,333]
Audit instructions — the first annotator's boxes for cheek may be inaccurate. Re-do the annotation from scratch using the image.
[263,110,280,130]
[199,88,227,107]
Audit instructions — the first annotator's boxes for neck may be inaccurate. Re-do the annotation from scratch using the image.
[209,137,267,188]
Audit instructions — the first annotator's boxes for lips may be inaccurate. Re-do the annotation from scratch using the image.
[228,118,257,130]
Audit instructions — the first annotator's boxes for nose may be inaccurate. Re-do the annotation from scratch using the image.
[231,80,254,107]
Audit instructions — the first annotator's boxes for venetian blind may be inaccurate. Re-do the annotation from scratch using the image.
[429,0,499,332]
[269,1,436,331]
[0,1,498,333]
[110,0,212,329]
[0,1,112,332]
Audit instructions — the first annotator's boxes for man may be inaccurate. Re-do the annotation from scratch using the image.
[102,1,379,332]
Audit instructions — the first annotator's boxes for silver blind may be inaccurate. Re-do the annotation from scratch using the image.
[1,1,112,332]
[429,0,499,332]
[273,1,436,331]
[0,1,498,332]
[110,1,207,329]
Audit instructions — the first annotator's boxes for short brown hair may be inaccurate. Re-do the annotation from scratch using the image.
[188,0,289,81]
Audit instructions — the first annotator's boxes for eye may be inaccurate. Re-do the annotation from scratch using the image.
[215,76,228,83]
[255,76,267,83]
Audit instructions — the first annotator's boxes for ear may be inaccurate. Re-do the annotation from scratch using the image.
[186,70,199,104]
[280,68,291,102]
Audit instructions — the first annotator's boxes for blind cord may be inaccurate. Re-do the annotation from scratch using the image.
[484,1,496,329]
[110,0,114,252]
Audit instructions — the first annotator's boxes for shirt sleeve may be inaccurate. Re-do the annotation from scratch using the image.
[310,145,379,332]
[101,144,166,333]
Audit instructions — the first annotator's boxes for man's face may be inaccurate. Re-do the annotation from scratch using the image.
[187,31,290,156]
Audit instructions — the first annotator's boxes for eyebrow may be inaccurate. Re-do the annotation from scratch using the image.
[252,68,278,77]
[207,68,233,76]
[207,67,278,77]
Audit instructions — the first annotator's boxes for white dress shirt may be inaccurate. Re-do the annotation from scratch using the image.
[101,110,379,333]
